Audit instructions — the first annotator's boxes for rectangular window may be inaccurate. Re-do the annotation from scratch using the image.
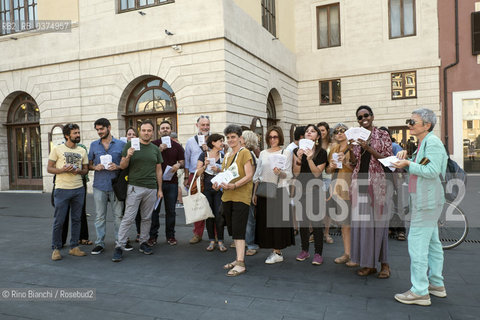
[467,120,473,129]
[261,0,276,37]
[319,79,341,105]
[118,0,173,13]
[391,71,416,99]
[316,3,340,49]
[389,0,416,38]
[473,11,480,55]
[0,0,37,36]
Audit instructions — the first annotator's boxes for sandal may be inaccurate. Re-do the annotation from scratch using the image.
[246,249,257,256]
[218,242,227,252]
[334,254,350,264]
[397,232,406,241]
[324,234,334,244]
[79,239,93,245]
[206,242,216,251]
[227,261,246,277]
[346,260,359,267]
[357,267,377,276]
[377,263,390,279]
[223,260,237,270]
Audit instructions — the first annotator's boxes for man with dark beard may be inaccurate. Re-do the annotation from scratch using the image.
[88,118,127,255]
[48,123,89,261]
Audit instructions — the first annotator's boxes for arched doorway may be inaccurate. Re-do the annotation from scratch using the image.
[124,77,177,140]
[266,92,277,128]
[6,94,43,190]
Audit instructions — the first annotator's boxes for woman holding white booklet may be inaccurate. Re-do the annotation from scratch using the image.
[196,133,226,252]
[252,126,294,264]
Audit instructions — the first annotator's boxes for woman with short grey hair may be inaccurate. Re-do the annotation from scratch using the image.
[393,108,448,306]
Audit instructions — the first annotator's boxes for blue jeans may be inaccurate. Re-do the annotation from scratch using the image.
[150,183,178,239]
[245,203,259,250]
[93,187,124,248]
[52,187,85,250]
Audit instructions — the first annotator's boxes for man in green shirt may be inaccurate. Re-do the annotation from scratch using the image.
[112,120,163,262]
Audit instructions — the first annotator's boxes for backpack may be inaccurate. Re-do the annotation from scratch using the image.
[443,157,467,202]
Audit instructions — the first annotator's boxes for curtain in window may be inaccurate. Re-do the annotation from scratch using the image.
[403,0,414,35]
[329,5,340,46]
[318,7,328,48]
[390,0,401,37]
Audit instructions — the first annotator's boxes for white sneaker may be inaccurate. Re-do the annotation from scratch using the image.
[428,284,447,298]
[394,290,431,306]
[265,252,284,264]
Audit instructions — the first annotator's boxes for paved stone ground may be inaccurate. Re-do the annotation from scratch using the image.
[0,185,479,320]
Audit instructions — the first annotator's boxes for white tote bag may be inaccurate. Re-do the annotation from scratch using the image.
[183,170,214,224]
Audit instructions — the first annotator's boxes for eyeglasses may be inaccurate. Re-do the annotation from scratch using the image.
[406,119,420,126]
[333,128,347,134]
[357,113,371,121]
[67,123,74,129]
[268,136,279,140]
[197,115,210,122]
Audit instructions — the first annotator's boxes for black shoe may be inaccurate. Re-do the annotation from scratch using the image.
[91,245,104,255]
[124,240,133,251]
[112,247,123,262]
[139,242,153,255]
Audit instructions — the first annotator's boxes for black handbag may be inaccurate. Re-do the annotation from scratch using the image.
[255,149,284,199]
[112,169,129,201]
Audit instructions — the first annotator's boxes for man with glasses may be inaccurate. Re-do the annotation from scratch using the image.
[184,115,211,244]
[88,118,127,255]
[149,120,185,246]
[48,123,89,261]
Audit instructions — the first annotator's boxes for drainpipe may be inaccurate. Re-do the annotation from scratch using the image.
[443,0,459,154]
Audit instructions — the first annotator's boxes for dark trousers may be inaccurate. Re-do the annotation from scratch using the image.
[150,183,178,239]
[204,186,224,241]
[300,227,324,255]
[52,187,85,249]
[61,184,88,245]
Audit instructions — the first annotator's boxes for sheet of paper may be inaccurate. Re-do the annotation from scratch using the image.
[378,156,400,172]
[161,136,172,148]
[100,154,112,169]
[197,135,205,146]
[210,170,234,186]
[131,138,140,151]
[154,197,162,210]
[345,127,371,143]
[299,139,314,150]
[162,165,175,181]
[331,153,343,169]
[120,137,128,143]
[207,157,217,169]
[270,154,287,170]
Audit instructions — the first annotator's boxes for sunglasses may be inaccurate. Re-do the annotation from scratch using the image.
[197,115,210,122]
[357,113,371,121]
[268,136,279,140]
[405,119,420,126]
[333,128,347,134]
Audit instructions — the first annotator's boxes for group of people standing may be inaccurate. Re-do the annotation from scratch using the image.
[48,105,449,306]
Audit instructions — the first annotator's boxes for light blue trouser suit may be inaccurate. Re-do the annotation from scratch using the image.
[408,194,444,296]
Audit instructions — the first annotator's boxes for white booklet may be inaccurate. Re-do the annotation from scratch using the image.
[207,157,217,170]
[100,154,112,169]
[154,197,162,210]
[331,153,343,169]
[197,135,205,146]
[131,138,140,151]
[378,156,400,172]
[270,154,287,170]
[345,127,371,143]
[210,170,235,186]
[299,139,314,151]
[161,136,172,148]
[162,165,175,181]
